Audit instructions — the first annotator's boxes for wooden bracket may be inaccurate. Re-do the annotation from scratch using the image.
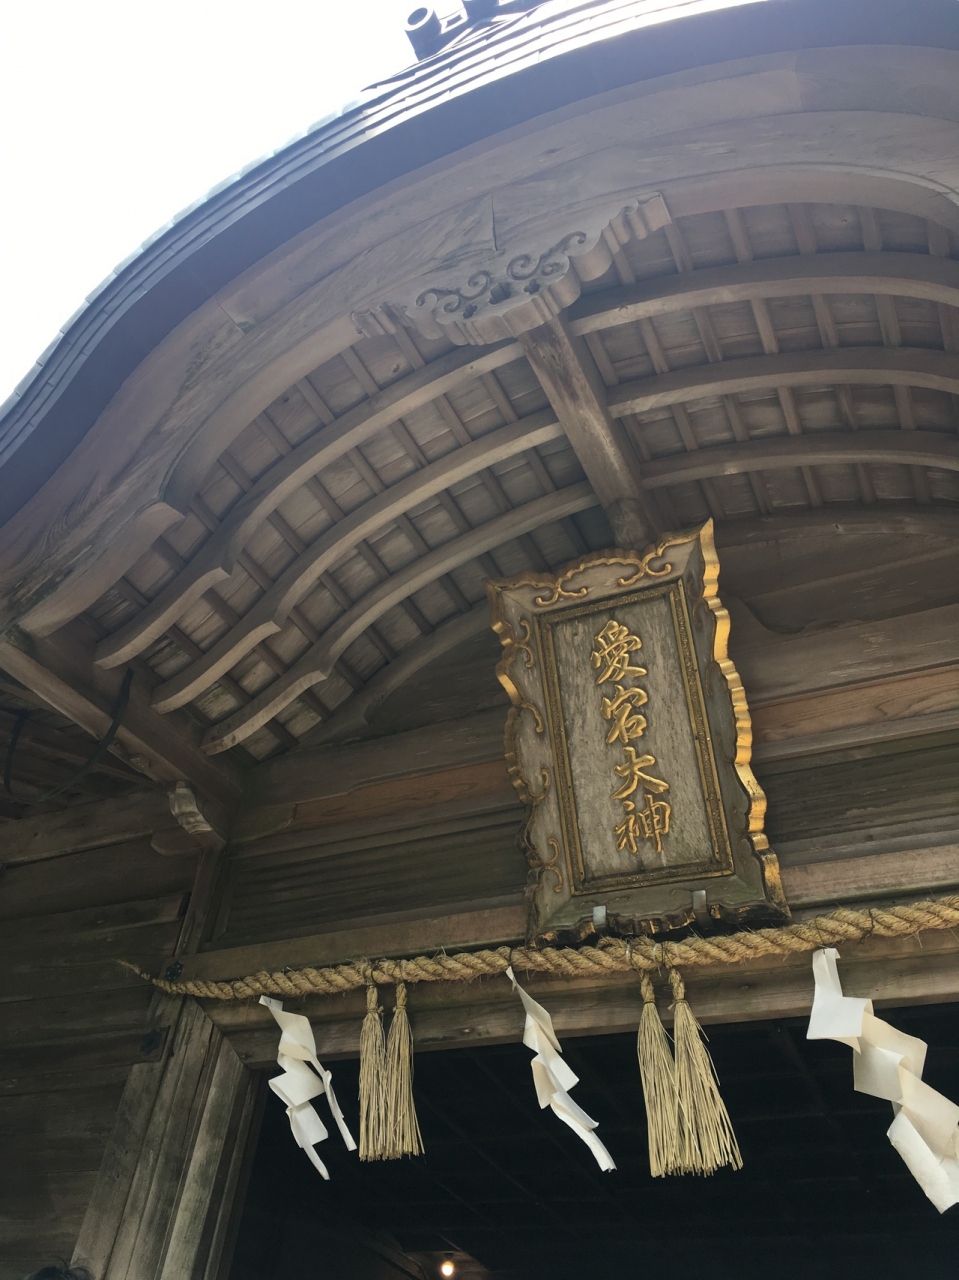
[151,781,227,856]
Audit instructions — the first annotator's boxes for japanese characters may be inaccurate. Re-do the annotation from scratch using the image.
[591,619,671,858]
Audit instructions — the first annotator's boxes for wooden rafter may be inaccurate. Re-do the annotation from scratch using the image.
[607,348,959,417]
[199,482,597,753]
[637,430,959,489]
[52,195,955,759]
[94,340,523,669]
[302,604,491,746]
[148,412,563,712]
[566,250,959,335]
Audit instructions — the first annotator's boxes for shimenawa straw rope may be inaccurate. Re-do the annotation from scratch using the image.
[122,895,959,1001]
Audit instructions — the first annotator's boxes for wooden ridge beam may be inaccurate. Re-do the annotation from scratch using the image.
[92,339,522,667]
[567,250,959,336]
[143,412,560,707]
[196,482,598,751]
[519,317,655,547]
[637,429,959,489]
[607,347,959,418]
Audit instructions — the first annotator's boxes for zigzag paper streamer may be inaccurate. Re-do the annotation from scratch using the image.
[807,948,959,1212]
[507,966,616,1171]
[260,995,356,1178]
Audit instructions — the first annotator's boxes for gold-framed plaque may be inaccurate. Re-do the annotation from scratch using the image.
[486,521,787,942]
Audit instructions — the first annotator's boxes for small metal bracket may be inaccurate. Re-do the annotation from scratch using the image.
[692,889,710,928]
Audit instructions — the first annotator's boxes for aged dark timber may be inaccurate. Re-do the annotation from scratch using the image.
[1,2,958,1277]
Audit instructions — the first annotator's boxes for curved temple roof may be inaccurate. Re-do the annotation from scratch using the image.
[0,0,956,817]
[2,0,957,517]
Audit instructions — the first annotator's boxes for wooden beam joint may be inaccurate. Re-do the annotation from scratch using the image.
[519,317,655,548]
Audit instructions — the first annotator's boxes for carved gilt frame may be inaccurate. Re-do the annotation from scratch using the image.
[486,521,787,942]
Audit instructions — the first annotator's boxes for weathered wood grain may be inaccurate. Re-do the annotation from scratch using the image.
[2,792,178,866]
[751,667,959,746]
[782,843,959,906]
[0,623,240,816]
[640,430,959,488]
[95,393,542,669]
[4,47,957,646]
[240,707,507,813]
[175,834,959,989]
[304,604,492,745]
[0,839,197,921]
[763,741,959,844]
[735,607,959,702]
[197,483,597,749]
[238,659,957,834]
[520,317,652,545]
[2,41,957,1277]
[753,709,959,763]
[185,903,527,983]
[568,250,959,334]
[609,348,959,417]
[214,810,527,948]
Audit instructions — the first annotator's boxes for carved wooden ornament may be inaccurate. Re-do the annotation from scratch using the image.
[486,521,787,942]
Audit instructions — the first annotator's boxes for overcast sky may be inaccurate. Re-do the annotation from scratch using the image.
[0,0,413,400]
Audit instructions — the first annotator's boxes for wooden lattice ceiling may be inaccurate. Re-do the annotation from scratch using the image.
[83,199,959,764]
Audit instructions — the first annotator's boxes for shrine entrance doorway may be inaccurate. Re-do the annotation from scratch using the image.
[227,1008,959,1280]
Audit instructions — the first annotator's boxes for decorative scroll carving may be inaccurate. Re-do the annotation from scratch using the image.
[405,193,672,345]
[495,617,551,808]
[524,536,691,608]
[487,523,787,942]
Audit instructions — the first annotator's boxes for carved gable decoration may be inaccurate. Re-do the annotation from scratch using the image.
[486,522,787,941]
[404,193,673,346]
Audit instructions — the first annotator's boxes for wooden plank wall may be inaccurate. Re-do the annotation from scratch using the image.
[0,791,199,1280]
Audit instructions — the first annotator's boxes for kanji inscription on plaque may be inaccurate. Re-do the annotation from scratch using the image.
[486,522,787,941]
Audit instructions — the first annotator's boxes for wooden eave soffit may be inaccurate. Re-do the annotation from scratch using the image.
[363,191,675,549]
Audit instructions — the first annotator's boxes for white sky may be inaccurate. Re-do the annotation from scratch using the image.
[0,0,413,401]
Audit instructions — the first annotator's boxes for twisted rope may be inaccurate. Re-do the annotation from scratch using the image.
[123,894,959,1001]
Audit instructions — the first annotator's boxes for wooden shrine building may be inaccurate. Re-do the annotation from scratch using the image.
[1,2,958,1276]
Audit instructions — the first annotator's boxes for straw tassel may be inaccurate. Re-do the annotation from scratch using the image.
[359,978,389,1161]
[636,972,680,1177]
[385,982,424,1158]
[669,967,742,1175]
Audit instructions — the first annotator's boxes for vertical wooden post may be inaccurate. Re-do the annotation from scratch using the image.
[73,842,257,1280]
[72,994,258,1280]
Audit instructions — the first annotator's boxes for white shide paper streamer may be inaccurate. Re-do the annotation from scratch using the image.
[506,966,616,1172]
[807,948,959,1212]
[260,995,356,1179]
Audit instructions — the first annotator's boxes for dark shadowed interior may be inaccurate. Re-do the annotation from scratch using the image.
[230,1008,959,1280]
